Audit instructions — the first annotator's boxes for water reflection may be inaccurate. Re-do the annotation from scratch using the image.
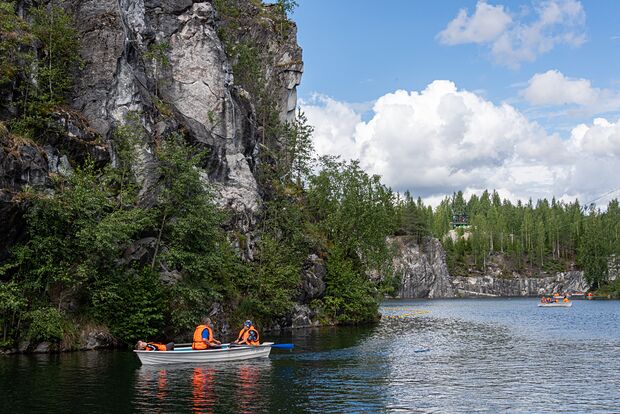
[133,358,273,413]
[237,365,259,413]
[191,367,215,413]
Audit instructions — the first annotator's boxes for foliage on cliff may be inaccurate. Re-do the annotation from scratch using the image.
[0,0,81,136]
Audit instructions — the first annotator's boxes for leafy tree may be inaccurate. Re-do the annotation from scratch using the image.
[307,157,395,323]
[6,1,81,137]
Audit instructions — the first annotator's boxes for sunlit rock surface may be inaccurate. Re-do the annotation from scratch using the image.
[392,236,590,298]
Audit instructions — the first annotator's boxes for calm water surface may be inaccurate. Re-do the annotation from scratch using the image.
[1,298,619,413]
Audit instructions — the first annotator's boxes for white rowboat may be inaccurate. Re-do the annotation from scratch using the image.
[538,302,572,307]
[134,342,273,365]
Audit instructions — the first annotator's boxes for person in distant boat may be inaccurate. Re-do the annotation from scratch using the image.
[563,297,569,302]
[136,340,174,351]
[233,320,260,346]
[192,317,222,350]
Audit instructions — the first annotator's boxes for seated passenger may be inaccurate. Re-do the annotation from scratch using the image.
[136,341,174,351]
[233,320,260,346]
[192,317,222,350]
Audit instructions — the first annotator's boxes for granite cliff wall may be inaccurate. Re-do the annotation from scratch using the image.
[392,236,590,298]
[0,0,302,257]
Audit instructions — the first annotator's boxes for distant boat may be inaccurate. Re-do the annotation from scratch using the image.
[538,302,572,308]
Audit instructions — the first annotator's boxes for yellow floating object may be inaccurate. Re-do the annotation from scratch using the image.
[382,309,430,319]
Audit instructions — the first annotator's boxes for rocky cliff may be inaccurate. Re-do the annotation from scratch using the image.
[0,0,301,256]
[450,271,588,297]
[392,236,590,298]
[391,237,455,298]
[0,0,311,351]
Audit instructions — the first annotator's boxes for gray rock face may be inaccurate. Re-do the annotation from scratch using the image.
[290,304,319,329]
[391,237,455,298]
[451,271,588,297]
[1,0,302,252]
[608,255,619,283]
[33,342,52,353]
[298,254,326,303]
[0,124,50,259]
[67,0,301,215]
[394,236,590,298]
[78,327,117,350]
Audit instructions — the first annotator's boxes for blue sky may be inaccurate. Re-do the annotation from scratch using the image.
[295,1,620,114]
[291,0,620,205]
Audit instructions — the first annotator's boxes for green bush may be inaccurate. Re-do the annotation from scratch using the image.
[321,248,379,324]
[91,268,165,344]
[27,308,68,343]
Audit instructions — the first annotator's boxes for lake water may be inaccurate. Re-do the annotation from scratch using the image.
[1,298,619,413]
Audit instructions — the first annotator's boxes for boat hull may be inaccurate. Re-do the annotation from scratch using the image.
[134,343,273,365]
[538,302,572,307]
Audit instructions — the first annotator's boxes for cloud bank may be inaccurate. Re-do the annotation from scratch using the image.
[437,0,586,67]
[302,81,620,206]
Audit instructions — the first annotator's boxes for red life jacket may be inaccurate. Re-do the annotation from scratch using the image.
[192,325,218,349]
[146,342,168,351]
[239,326,260,346]
[236,327,247,342]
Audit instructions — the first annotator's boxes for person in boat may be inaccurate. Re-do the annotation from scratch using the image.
[192,317,222,350]
[563,297,569,302]
[232,320,260,346]
[136,340,174,351]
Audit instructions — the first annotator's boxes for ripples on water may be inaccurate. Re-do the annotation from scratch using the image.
[1,299,619,413]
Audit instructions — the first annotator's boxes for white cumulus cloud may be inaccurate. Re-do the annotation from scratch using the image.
[437,1,512,45]
[521,70,620,116]
[302,82,620,207]
[522,69,597,105]
[438,0,586,68]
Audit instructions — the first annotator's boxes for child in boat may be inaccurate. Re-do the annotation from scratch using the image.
[136,341,174,351]
[232,320,260,346]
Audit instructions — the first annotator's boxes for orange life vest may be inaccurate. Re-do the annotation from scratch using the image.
[146,342,168,351]
[192,324,215,350]
[239,326,260,346]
